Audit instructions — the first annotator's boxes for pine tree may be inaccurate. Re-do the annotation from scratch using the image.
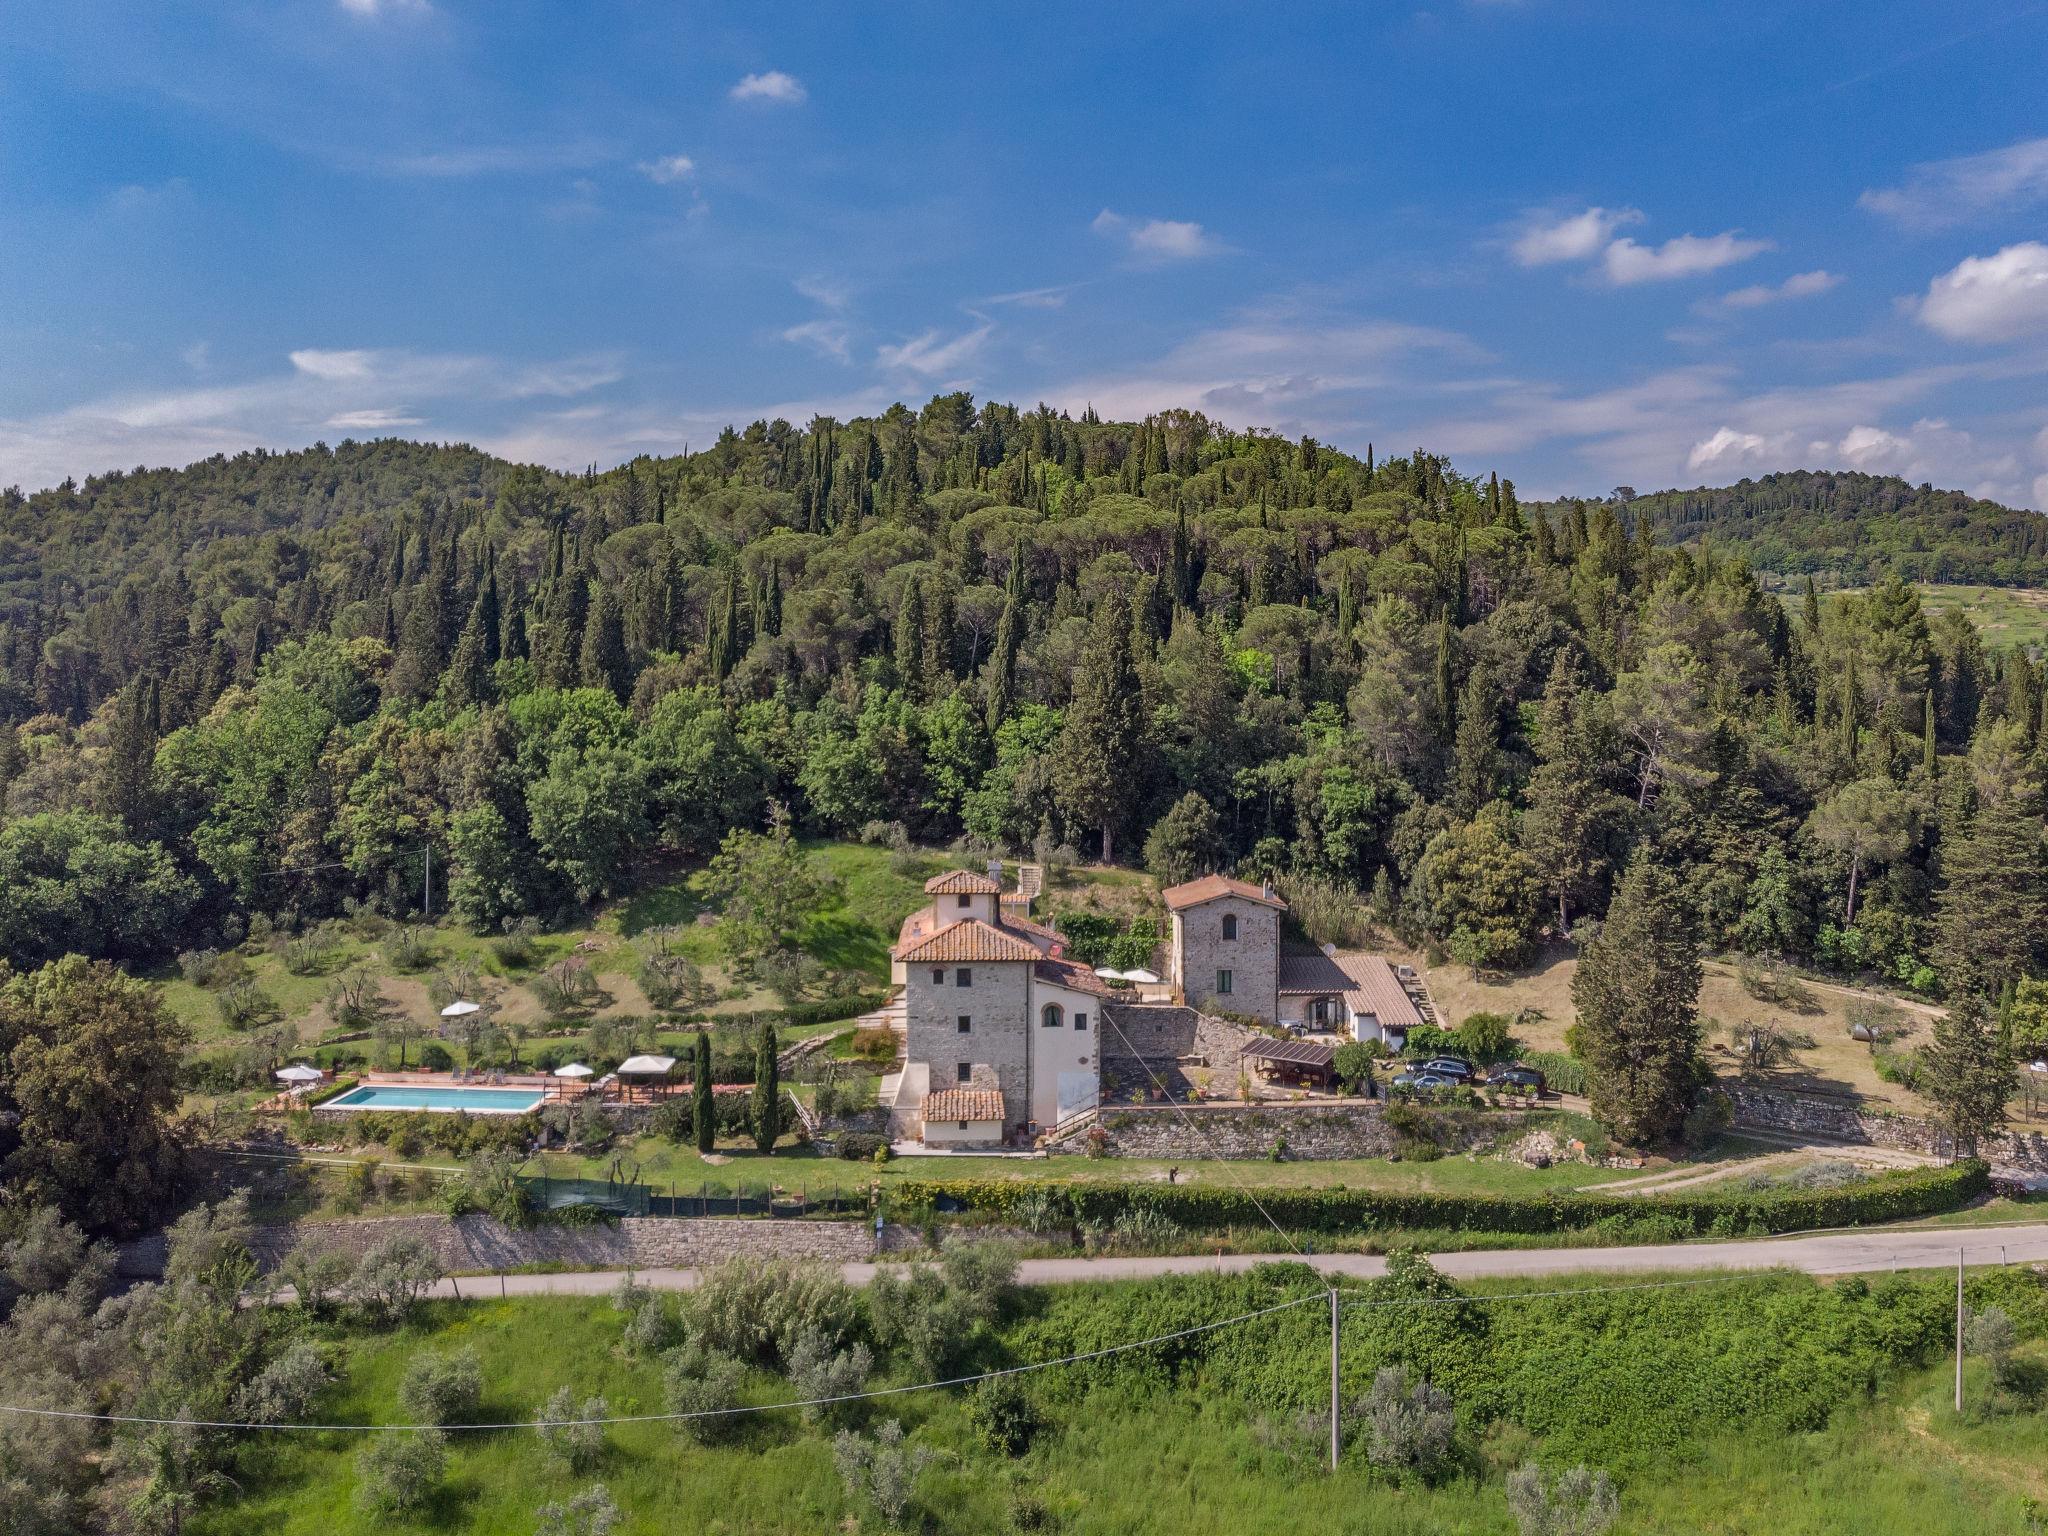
[100,675,161,833]
[1572,856,1703,1146]
[1432,614,1456,747]
[1933,776,2048,999]
[1522,657,1625,935]
[752,1023,780,1154]
[1053,583,1147,862]
[693,1028,715,1155]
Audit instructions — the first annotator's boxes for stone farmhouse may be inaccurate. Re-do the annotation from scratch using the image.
[884,865,1428,1149]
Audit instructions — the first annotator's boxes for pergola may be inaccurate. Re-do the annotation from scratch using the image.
[615,1054,679,1102]
[1240,1036,1338,1088]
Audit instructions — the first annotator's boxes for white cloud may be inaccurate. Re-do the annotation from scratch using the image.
[730,70,806,105]
[181,342,211,374]
[1713,270,1840,310]
[1602,231,1772,284]
[637,154,695,184]
[981,283,1076,309]
[794,274,851,310]
[339,0,430,15]
[1916,242,2048,342]
[1861,136,2048,227]
[1092,209,1222,262]
[1508,206,1642,266]
[289,349,376,381]
[0,346,619,492]
[1687,426,1776,473]
[781,319,852,364]
[326,409,425,431]
[1044,309,1481,426]
[376,141,609,178]
[876,325,992,377]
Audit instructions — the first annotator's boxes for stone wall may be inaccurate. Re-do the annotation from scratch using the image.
[1726,1084,2048,1174]
[1099,1004,1257,1077]
[117,1213,876,1280]
[1048,1100,1400,1160]
[904,957,1032,1132]
[1174,897,1281,1022]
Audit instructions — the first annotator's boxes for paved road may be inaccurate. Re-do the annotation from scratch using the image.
[419,1222,2048,1302]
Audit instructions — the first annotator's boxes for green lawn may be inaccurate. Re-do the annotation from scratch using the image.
[189,1276,2048,1536]
[1789,581,2048,652]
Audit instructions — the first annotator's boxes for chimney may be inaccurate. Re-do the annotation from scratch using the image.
[1262,880,1276,900]
[1322,941,1337,958]
[987,858,1004,888]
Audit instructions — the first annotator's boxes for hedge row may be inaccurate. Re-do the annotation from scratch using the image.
[894,1159,1988,1236]
[1518,1052,1587,1096]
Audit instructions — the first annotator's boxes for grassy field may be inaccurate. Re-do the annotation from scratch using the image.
[1786,582,2048,653]
[188,1272,2048,1536]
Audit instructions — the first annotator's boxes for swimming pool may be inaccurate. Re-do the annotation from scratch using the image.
[324,1084,546,1115]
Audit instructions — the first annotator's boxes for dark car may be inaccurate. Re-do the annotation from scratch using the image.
[1391,1070,1459,1092]
[1490,1065,1547,1092]
[1415,1057,1475,1081]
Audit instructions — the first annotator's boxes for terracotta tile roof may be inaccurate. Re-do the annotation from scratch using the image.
[924,868,1003,895]
[1160,874,1288,912]
[895,919,1043,964]
[1277,950,1423,1030]
[1033,956,1112,996]
[923,1088,1005,1122]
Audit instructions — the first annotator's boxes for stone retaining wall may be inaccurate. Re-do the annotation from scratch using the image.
[1727,1085,2048,1173]
[117,1212,875,1280]
[1099,1004,1257,1077]
[1048,1100,1398,1160]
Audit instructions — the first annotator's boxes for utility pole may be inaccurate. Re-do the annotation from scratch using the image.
[1955,1247,1965,1415]
[1329,1288,1341,1473]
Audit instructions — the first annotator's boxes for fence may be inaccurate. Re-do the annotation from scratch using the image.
[518,1173,869,1221]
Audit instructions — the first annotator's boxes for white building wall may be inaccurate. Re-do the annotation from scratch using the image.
[1025,979,1101,1127]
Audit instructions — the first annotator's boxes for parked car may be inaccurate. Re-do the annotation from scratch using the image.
[1490,1065,1547,1092]
[1392,1070,1459,1092]
[1415,1057,1474,1080]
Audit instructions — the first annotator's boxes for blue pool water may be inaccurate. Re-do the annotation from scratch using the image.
[325,1084,546,1114]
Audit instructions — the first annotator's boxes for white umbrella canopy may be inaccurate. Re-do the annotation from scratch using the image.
[440,999,482,1019]
[1123,968,1161,985]
[616,1054,678,1075]
[275,1064,324,1083]
[553,1062,595,1079]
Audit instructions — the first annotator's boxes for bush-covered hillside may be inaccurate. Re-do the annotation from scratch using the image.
[1,399,2044,1021]
[1537,470,2048,587]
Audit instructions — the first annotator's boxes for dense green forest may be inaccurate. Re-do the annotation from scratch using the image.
[1539,469,2048,587]
[2,401,2045,1009]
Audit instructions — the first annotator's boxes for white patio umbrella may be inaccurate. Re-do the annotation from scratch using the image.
[440,999,482,1019]
[1122,968,1161,985]
[553,1062,595,1080]
[275,1064,324,1084]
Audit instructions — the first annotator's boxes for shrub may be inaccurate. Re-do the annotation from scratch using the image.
[833,1420,936,1531]
[281,1243,358,1316]
[784,1328,873,1427]
[236,1340,331,1423]
[494,918,543,970]
[2,1207,112,1295]
[837,1132,889,1161]
[215,977,276,1029]
[1519,1052,1586,1095]
[967,1377,1040,1456]
[537,1484,623,1536]
[1354,1365,1456,1480]
[893,1160,1989,1238]
[355,1429,445,1514]
[619,1290,688,1357]
[384,926,435,972]
[350,1234,444,1323]
[662,1342,747,1444]
[1010,1186,1072,1235]
[398,1347,484,1426]
[848,1027,899,1061]
[535,1385,607,1472]
[1454,1011,1515,1064]
[1506,1463,1618,1536]
[690,1256,860,1366]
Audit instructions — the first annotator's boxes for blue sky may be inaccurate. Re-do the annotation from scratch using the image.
[4,1,2048,507]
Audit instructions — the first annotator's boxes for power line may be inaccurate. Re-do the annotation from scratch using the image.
[0,1292,1324,1435]
[15,1252,2007,1438]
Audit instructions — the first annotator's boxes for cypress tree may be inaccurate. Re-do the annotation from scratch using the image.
[893,578,927,698]
[1572,856,1703,1145]
[752,1023,780,1154]
[986,539,1025,730]
[1921,995,2016,1155]
[579,583,630,702]
[693,1029,715,1155]
[1922,689,1938,777]
[1053,582,1147,862]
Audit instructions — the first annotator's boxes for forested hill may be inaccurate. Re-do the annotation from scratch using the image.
[2,395,2045,1018]
[1535,471,2048,588]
